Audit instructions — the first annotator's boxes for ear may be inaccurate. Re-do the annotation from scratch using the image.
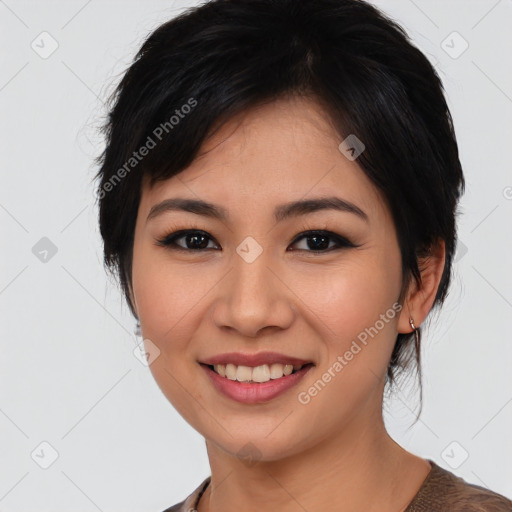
[397,238,446,334]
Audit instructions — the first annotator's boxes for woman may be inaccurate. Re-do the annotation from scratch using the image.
[94,0,512,510]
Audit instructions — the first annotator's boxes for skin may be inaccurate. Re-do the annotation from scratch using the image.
[130,96,445,512]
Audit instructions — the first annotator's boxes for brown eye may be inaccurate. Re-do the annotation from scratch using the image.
[288,231,356,252]
[156,230,219,251]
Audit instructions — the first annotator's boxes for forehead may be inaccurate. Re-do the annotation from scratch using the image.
[139,96,387,222]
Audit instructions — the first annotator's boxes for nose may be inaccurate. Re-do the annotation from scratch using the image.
[210,249,295,338]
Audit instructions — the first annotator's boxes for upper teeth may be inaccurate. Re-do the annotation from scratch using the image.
[213,363,304,383]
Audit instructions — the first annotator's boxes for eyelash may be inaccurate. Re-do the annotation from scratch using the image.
[154,223,359,254]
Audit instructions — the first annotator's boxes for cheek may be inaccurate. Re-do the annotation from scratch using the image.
[302,253,401,334]
[306,249,403,372]
[132,246,213,423]
[295,261,403,416]
[132,243,211,342]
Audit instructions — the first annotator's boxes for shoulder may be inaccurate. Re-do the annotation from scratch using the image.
[160,476,211,512]
[160,503,183,512]
[406,460,512,512]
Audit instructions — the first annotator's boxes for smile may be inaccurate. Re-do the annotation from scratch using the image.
[199,362,314,404]
[210,362,306,383]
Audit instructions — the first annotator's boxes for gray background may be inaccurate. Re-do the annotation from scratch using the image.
[1,0,511,510]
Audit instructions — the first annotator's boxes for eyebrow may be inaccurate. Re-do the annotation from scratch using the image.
[146,196,369,224]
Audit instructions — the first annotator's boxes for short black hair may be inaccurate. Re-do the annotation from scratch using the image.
[94,0,465,401]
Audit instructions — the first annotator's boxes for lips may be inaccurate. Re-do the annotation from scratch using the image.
[200,362,314,404]
[198,352,314,404]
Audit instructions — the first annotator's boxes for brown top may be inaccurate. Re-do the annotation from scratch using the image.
[161,459,512,512]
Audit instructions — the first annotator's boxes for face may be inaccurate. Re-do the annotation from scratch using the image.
[131,96,406,462]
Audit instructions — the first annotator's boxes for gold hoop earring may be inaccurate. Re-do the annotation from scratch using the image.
[409,317,420,355]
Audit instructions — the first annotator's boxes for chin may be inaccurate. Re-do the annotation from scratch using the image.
[206,427,313,464]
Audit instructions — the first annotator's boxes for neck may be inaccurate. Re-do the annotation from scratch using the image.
[199,404,430,512]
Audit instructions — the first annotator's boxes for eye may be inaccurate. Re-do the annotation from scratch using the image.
[155,229,357,253]
[288,230,357,252]
[155,230,219,251]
